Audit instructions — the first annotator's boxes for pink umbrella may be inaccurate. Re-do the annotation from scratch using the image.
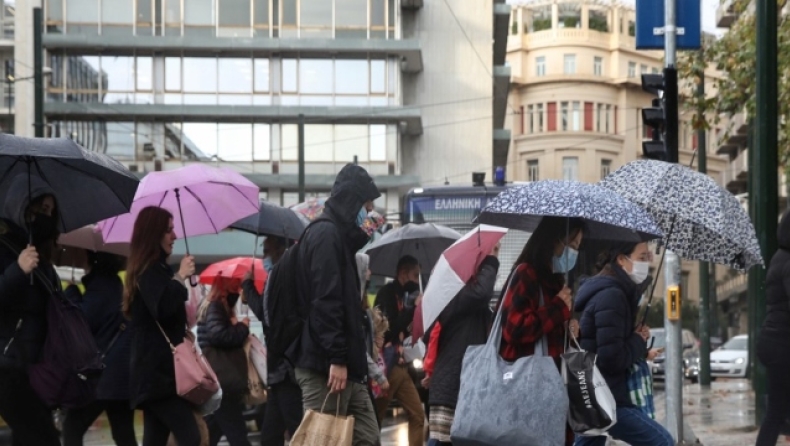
[97,165,260,248]
[421,224,508,329]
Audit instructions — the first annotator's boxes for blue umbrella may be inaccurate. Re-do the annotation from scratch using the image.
[475,180,663,242]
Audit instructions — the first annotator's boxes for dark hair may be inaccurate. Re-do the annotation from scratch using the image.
[28,194,59,263]
[515,216,585,277]
[123,206,173,317]
[86,250,124,277]
[595,241,639,273]
[265,236,287,248]
[396,255,419,274]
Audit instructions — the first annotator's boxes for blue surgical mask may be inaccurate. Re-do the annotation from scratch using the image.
[263,257,273,273]
[356,206,368,227]
[552,246,579,273]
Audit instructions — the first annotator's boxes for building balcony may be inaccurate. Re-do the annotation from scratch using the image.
[720,148,748,193]
[716,112,748,157]
[507,28,636,52]
[716,272,747,302]
[716,0,739,28]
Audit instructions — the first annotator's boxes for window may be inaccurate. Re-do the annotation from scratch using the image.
[564,54,576,74]
[562,157,579,181]
[527,160,540,181]
[641,64,648,74]
[652,67,660,74]
[536,56,546,76]
[528,105,534,133]
[560,102,569,131]
[571,101,580,131]
[589,9,608,32]
[594,57,603,76]
[537,104,544,132]
[547,102,556,131]
[596,104,603,132]
[628,21,636,36]
[628,62,636,78]
[600,159,612,179]
[584,102,593,131]
[299,59,333,94]
[281,59,298,93]
[165,57,181,91]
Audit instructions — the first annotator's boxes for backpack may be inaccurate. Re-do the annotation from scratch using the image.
[264,218,338,362]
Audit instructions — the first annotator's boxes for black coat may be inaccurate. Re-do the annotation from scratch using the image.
[375,280,416,348]
[66,272,131,401]
[575,266,647,407]
[197,300,249,351]
[292,164,380,383]
[128,254,189,408]
[244,277,293,385]
[760,211,790,344]
[0,220,57,370]
[425,256,499,409]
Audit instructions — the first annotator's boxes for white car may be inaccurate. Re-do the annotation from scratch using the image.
[710,335,749,379]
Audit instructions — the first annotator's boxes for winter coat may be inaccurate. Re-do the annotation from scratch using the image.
[197,300,249,351]
[243,277,295,387]
[759,210,790,345]
[575,266,648,407]
[66,272,131,401]
[292,164,380,383]
[128,253,189,408]
[425,256,499,408]
[375,280,416,348]
[0,176,62,370]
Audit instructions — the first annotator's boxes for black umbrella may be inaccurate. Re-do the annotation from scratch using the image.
[230,200,308,241]
[0,135,139,234]
[364,223,462,278]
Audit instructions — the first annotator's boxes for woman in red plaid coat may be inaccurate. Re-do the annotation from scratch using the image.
[498,216,585,446]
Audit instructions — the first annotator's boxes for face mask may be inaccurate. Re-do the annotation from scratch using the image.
[356,207,368,228]
[30,213,58,241]
[263,257,274,273]
[552,246,579,274]
[403,280,419,294]
[627,258,651,284]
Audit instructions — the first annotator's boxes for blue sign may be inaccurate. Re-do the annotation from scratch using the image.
[635,0,701,50]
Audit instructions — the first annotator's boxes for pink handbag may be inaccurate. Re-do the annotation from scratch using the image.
[157,322,220,405]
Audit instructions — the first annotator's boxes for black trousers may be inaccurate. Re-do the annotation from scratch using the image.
[205,393,251,446]
[756,335,790,446]
[259,380,303,446]
[140,396,201,446]
[0,368,60,446]
[63,399,138,446]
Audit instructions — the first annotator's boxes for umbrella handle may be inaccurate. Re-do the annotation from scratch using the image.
[188,276,198,287]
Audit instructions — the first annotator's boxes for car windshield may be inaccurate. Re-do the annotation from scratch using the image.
[720,337,748,351]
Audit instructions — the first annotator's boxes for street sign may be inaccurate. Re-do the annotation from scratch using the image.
[635,0,701,50]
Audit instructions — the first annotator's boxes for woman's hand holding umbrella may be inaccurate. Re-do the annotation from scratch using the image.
[18,245,39,274]
[175,255,195,283]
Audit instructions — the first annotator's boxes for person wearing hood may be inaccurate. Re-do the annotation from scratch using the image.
[123,206,199,446]
[573,241,673,446]
[292,163,381,446]
[197,276,251,446]
[755,210,790,446]
[373,254,426,446]
[62,251,137,446]
[0,174,62,445]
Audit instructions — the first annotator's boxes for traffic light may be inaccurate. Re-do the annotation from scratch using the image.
[640,68,679,163]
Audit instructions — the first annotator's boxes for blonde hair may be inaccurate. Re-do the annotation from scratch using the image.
[371,307,389,338]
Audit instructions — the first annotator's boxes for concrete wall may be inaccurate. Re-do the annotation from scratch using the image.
[14,0,40,137]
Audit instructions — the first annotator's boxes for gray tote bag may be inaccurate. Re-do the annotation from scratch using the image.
[450,288,569,446]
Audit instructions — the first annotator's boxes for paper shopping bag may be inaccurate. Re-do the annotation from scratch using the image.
[291,394,355,446]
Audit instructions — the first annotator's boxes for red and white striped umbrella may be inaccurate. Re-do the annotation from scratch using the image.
[421,224,508,329]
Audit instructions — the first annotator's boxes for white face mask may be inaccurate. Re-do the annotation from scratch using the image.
[627,257,650,284]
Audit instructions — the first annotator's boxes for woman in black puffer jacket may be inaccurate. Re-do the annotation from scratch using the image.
[755,210,790,446]
[197,277,251,446]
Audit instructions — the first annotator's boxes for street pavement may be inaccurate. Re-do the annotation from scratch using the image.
[78,378,780,445]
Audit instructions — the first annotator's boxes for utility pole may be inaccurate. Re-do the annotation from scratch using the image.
[297,113,305,203]
[751,0,779,423]
[33,7,43,138]
[696,55,712,387]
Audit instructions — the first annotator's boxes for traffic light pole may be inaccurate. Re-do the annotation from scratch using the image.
[696,60,712,388]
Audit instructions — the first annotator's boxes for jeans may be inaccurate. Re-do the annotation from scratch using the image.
[260,379,303,446]
[63,399,138,446]
[756,335,790,446]
[374,365,425,446]
[0,368,61,446]
[205,393,251,446]
[140,396,201,446]
[573,406,674,446]
[295,367,380,446]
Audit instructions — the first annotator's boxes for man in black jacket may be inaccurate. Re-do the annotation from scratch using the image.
[374,255,426,446]
[292,164,381,446]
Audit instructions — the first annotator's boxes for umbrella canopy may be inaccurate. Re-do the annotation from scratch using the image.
[291,197,328,221]
[57,225,130,257]
[230,200,308,240]
[0,135,139,233]
[365,223,462,277]
[98,164,259,244]
[599,160,762,270]
[422,225,508,329]
[475,180,663,242]
[200,257,267,294]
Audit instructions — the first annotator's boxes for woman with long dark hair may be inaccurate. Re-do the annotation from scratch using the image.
[124,206,199,446]
[498,216,585,446]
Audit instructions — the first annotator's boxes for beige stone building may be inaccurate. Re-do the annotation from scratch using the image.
[504,0,729,311]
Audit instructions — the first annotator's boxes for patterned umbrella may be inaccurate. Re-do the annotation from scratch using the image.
[290,197,328,221]
[475,180,663,242]
[599,160,762,271]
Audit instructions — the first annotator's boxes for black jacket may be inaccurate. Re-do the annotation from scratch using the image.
[128,254,189,408]
[760,210,790,343]
[244,277,294,385]
[292,164,380,383]
[375,280,416,347]
[66,272,131,401]
[575,266,647,407]
[425,256,499,408]
[197,300,249,351]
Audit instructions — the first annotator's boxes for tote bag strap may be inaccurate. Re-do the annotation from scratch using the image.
[487,267,550,358]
